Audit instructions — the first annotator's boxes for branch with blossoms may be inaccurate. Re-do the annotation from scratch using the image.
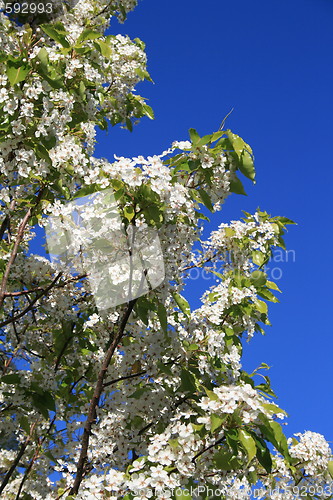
[0,272,63,328]
[0,420,38,495]
[0,1,332,499]
[70,298,137,495]
[0,187,46,308]
[2,272,87,297]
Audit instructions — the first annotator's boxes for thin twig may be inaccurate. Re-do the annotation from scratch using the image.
[0,208,33,309]
[22,286,38,325]
[219,107,234,131]
[192,436,226,462]
[4,273,87,297]
[0,190,45,308]
[14,416,56,500]
[103,356,181,388]
[0,420,38,495]
[0,273,62,329]
[103,370,146,388]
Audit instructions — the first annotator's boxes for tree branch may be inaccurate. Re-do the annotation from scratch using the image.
[0,190,45,308]
[69,298,136,495]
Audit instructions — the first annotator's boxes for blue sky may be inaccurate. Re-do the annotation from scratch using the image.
[94,0,333,446]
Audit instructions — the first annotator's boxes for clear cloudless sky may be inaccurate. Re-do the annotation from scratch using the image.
[93,0,333,445]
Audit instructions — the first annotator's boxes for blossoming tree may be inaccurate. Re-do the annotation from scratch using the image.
[0,0,332,499]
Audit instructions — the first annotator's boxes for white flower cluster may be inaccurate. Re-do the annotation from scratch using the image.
[0,10,147,192]
[198,278,257,326]
[207,214,278,273]
[147,420,201,475]
[70,0,138,26]
[198,383,266,424]
[289,431,332,476]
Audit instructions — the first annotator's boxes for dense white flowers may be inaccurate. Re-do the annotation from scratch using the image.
[0,1,331,499]
[289,431,332,475]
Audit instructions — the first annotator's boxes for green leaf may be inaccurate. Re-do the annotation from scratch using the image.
[41,391,56,411]
[197,134,212,147]
[255,299,268,314]
[31,391,55,419]
[135,67,153,82]
[94,39,112,58]
[189,128,200,145]
[213,450,241,470]
[41,135,56,150]
[226,130,246,158]
[41,24,70,48]
[77,29,101,43]
[179,368,197,393]
[78,81,86,100]
[204,387,219,401]
[210,414,226,433]
[19,415,30,434]
[175,490,192,500]
[142,104,154,120]
[191,423,204,433]
[262,402,287,417]
[250,270,267,286]
[271,216,296,225]
[1,373,21,384]
[172,292,191,317]
[157,361,172,376]
[135,297,155,325]
[198,189,213,211]
[258,289,279,303]
[225,428,239,455]
[239,150,255,181]
[252,250,266,267]
[6,60,30,86]
[238,429,256,464]
[129,388,147,399]
[72,184,100,199]
[168,438,179,449]
[259,414,291,461]
[123,205,134,221]
[157,302,168,334]
[229,176,247,195]
[224,227,235,237]
[252,434,272,473]
[328,460,333,479]
[36,47,49,70]
[266,280,282,292]
[210,131,223,143]
[33,143,52,164]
